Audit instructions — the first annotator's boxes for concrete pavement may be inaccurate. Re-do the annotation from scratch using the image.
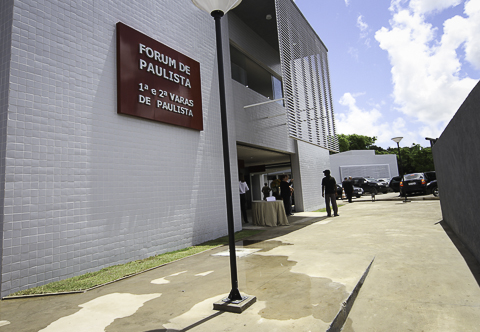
[1,194,479,331]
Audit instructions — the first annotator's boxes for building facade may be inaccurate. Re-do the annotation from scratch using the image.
[0,0,337,297]
[329,150,399,183]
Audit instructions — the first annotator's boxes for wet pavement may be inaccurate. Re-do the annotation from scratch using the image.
[1,193,479,331]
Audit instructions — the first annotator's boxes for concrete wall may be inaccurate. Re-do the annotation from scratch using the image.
[0,0,239,297]
[433,80,480,263]
[329,150,399,182]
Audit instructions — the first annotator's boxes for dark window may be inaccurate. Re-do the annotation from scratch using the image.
[230,45,283,102]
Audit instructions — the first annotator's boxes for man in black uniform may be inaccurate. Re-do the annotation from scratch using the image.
[280,175,293,216]
[342,176,354,203]
[322,170,339,217]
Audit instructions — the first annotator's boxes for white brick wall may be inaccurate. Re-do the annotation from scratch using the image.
[1,0,239,297]
[0,0,335,297]
[0,0,15,294]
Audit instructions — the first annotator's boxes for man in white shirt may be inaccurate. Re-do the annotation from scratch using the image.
[239,175,249,223]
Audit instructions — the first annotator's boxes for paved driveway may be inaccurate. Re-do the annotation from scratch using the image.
[1,198,479,331]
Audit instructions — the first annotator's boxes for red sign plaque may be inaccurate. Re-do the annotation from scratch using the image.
[116,22,203,130]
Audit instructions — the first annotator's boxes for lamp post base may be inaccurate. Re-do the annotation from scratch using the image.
[213,295,257,313]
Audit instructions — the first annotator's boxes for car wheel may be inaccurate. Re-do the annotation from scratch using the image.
[433,187,439,197]
[356,195,361,198]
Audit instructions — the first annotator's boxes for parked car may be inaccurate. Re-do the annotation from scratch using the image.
[353,186,365,198]
[351,177,388,194]
[376,178,390,185]
[426,180,439,197]
[400,172,436,196]
[389,176,402,192]
[336,184,342,199]
[336,184,364,199]
[375,178,390,192]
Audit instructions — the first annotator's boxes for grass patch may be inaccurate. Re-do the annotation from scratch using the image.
[7,229,263,297]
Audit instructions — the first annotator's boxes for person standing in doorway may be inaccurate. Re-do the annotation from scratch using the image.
[262,183,271,200]
[290,178,295,212]
[280,174,293,216]
[322,170,339,217]
[239,175,249,223]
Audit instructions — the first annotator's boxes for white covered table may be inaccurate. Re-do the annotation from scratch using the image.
[251,200,289,227]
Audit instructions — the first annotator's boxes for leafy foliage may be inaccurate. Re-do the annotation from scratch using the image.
[337,134,377,152]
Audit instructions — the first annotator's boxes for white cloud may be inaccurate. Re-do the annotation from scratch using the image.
[348,47,359,61]
[357,14,371,46]
[337,93,386,137]
[409,0,462,14]
[447,0,480,70]
[374,0,479,137]
[345,0,350,7]
[357,15,368,31]
[337,93,427,147]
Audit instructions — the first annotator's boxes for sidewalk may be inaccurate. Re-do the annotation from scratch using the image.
[1,198,479,331]
[340,191,440,203]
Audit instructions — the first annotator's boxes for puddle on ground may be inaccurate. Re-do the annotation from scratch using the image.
[214,239,350,322]
[103,244,350,331]
[211,248,262,257]
[243,254,349,323]
[238,240,293,253]
[39,293,161,332]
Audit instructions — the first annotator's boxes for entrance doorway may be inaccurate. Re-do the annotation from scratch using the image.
[237,144,293,216]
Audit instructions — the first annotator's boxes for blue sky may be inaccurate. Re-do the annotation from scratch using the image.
[294,0,480,149]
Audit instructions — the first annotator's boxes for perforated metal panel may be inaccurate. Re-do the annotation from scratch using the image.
[275,0,339,152]
[340,164,392,180]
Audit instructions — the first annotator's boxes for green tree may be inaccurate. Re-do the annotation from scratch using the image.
[405,144,434,173]
[337,134,350,152]
[370,145,387,154]
[388,144,435,174]
[337,134,377,152]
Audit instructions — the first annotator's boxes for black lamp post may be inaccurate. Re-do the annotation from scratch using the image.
[391,137,408,202]
[192,0,245,303]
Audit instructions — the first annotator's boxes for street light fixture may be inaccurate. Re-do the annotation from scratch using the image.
[425,137,438,147]
[391,137,408,202]
[192,0,256,312]
[391,137,402,144]
[192,0,242,14]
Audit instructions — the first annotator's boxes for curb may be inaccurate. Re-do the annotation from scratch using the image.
[327,257,375,332]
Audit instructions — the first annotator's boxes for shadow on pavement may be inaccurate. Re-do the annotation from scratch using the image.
[241,216,328,244]
[437,220,480,287]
